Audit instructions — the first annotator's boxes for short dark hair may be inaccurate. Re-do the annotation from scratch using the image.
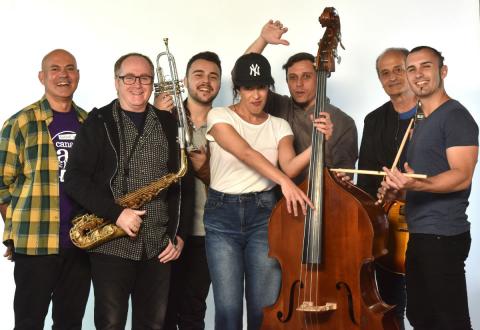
[114,53,154,77]
[409,46,444,67]
[282,52,315,79]
[186,51,222,76]
[375,47,409,74]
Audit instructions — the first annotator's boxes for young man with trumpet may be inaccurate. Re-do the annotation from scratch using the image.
[381,46,478,330]
[155,51,222,330]
[65,53,193,329]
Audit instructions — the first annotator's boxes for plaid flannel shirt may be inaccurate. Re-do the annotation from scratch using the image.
[0,97,87,255]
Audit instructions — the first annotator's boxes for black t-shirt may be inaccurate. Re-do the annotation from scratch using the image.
[123,109,146,133]
[357,102,416,198]
[406,99,478,235]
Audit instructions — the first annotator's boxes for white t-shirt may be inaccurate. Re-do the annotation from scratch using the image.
[206,106,293,194]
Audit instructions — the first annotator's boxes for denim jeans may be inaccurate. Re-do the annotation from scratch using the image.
[204,188,281,330]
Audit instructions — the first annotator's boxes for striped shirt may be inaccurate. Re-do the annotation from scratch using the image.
[0,97,87,255]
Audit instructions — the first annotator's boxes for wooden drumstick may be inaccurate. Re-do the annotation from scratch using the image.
[390,118,414,170]
[330,168,427,179]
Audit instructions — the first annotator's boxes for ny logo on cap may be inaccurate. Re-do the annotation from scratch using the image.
[250,64,260,77]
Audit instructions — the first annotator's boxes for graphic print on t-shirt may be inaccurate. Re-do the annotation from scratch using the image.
[51,130,77,182]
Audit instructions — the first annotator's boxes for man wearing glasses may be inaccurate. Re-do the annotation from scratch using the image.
[64,53,192,329]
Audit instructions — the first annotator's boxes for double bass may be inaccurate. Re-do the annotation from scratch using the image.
[261,8,399,330]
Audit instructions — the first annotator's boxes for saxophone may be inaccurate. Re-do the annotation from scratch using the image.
[70,39,190,249]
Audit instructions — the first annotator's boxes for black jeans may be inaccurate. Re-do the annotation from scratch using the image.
[13,248,91,330]
[164,235,211,330]
[406,231,472,330]
[376,264,406,330]
[90,252,171,330]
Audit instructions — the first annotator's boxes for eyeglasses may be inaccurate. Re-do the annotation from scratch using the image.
[117,75,154,85]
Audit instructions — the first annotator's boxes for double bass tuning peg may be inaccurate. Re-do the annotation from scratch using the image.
[333,50,341,64]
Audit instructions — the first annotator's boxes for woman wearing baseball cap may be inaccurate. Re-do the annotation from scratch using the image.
[203,53,332,330]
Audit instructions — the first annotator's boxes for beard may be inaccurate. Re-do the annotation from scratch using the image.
[190,93,216,106]
[292,98,313,110]
[187,85,218,106]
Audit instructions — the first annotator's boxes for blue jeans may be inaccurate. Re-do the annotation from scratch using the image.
[204,188,281,330]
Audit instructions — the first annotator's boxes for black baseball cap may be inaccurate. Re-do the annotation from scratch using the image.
[232,53,275,87]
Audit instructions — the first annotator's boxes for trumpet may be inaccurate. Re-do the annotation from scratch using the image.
[155,38,194,151]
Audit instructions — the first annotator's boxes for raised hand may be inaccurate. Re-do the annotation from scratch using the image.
[260,20,290,46]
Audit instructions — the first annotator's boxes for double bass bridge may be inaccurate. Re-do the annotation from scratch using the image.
[297,301,337,313]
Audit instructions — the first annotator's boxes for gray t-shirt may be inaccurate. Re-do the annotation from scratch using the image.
[406,99,478,235]
[264,91,358,183]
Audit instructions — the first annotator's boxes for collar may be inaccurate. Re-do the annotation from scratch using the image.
[39,95,87,125]
[399,105,417,120]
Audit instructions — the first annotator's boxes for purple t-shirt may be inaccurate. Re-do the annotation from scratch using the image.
[48,109,81,248]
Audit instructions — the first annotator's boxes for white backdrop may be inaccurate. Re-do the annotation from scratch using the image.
[0,0,478,329]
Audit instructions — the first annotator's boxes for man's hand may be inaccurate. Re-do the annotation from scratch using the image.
[383,163,417,191]
[189,146,208,172]
[260,20,289,46]
[375,164,414,205]
[189,146,210,184]
[334,171,354,184]
[376,180,402,205]
[312,112,333,141]
[115,209,145,237]
[158,236,184,263]
[153,92,175,112]
[3,245,12,261]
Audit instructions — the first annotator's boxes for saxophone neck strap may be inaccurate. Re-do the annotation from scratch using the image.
[115,101,143,195]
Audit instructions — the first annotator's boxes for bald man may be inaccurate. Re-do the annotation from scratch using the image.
[0,49,90,329]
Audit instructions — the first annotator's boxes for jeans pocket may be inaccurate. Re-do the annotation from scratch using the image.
[204,197,223,211]
[257,191,276,209]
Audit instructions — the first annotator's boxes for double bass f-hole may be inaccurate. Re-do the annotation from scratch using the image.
[276,280,303,323]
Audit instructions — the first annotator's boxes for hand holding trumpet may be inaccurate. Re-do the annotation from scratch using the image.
[154,92,175,112]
